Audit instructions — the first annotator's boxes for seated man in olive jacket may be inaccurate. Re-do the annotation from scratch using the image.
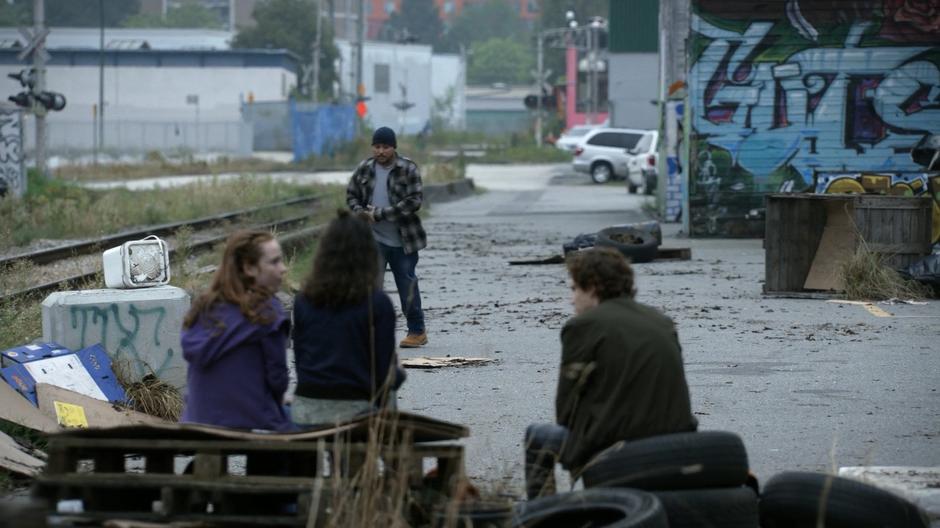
[524,247,698,499]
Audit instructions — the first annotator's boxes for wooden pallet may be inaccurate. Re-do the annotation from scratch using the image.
[34,421,465,526]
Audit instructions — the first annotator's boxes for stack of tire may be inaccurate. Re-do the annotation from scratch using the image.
[579,431,758,527]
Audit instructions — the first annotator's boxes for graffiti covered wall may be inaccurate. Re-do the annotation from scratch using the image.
[41,287,190,391]
[0,105,25,198]
[688,0,940,237]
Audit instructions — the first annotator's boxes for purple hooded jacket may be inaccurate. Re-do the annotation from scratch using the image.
[180,298,293,432]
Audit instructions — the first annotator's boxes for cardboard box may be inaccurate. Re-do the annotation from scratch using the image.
[1,342,71,368]
[0,343,126,406]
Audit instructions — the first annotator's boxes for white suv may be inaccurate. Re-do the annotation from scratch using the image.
[572,128,647,184]
[626,130,659,194]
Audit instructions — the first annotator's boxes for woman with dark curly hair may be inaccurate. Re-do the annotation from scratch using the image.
[181,229,292,432]
[291,209,406,425]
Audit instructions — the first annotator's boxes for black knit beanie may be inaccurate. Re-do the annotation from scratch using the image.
[372,126,397,148]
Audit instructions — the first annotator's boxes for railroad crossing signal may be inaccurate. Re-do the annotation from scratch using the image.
[17,26,50,62]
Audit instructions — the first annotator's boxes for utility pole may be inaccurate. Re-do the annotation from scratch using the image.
[355,0,364,93]
[535,33,543,147]
[312,0,322,103]
[98,0,105,160]
[355,0,364,132]
[33,0,46,177]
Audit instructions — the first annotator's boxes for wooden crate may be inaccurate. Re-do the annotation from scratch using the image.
[33,420,465,526]
[764,194,933,296]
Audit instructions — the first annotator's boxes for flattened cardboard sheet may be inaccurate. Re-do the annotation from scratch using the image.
[36,384,168,429]
[804,200,857,291]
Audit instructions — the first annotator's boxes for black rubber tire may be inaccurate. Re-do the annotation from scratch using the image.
[594,227,660,264]
[760,471,930,528]
[513,488,668,528]
[654,487,759,528]
[581,431,749,491]
[627,182,639,194]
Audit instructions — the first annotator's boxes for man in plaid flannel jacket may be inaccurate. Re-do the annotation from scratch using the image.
[346,126,428,348]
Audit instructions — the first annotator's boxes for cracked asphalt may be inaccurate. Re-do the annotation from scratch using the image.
[391,163,940,496]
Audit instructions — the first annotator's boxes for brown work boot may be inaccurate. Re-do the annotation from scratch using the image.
[399,332,428,348]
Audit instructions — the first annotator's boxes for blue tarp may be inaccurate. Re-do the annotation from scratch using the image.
[289,101,356,162]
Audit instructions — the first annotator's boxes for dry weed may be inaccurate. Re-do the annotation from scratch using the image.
[112,360,183,421]
[839,242,930,301]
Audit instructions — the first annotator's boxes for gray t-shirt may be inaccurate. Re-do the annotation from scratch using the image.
[371,163,402,247]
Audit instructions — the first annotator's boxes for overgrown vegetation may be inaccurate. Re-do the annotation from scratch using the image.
[475,144,573,164]
[0,172,319,250]
[839,242,931,301]
[53,154,289,182]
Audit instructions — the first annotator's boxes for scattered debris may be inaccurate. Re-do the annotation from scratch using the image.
[402,357,498,369]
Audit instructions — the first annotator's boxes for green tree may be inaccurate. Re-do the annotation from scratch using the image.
[381,0,445,50]
[439,0,529,52]
[122,1,223,29]
[232,0,337,98]
[0,0,140,26]
[468,37,534,85]
[0,1,30,26]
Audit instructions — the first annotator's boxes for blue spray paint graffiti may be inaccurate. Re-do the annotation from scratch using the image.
[688,0,940,236]
[691,16,939,185]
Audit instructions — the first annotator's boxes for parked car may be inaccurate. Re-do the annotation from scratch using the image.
[572,128,647,184]
[626,130,659,194]
[555,125,597,152]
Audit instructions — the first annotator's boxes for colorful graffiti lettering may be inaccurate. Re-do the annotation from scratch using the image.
[816,171,940,243]
[688,0,940,237]
[69,303,175,379]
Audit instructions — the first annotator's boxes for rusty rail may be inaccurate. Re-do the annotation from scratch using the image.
[0,194,321,268]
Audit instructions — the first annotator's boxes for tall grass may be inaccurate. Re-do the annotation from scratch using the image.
[54,155,290,182]
[0,174,330,250]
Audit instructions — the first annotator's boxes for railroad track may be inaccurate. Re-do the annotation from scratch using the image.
[1,195,323,303]
[0,194,321,268]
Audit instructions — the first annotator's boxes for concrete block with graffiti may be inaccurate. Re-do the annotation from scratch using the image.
[687,0,940,237]
[41,286,190,391]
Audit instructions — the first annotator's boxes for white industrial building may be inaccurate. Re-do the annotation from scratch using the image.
[0,27,465,156]
[334,39,466,134]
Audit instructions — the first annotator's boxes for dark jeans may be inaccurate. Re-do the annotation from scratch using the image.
[377,242,425,334]
[524,423,570,500]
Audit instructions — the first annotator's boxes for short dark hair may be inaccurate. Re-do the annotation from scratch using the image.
[301,209,377,308]
[566,247,636,301]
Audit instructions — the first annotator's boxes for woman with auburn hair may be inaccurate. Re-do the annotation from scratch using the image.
[291,209,406,425]
[180,229,292,432]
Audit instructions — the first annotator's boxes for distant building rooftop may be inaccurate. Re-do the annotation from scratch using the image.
[0,27,235,51]
[0,47,299,74]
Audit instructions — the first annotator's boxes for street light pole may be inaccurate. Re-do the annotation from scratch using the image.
[535,33,543,147]
[33,0,46,177]
[98,0,105,156]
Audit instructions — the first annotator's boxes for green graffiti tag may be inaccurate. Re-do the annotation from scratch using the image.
[68,303,175,378]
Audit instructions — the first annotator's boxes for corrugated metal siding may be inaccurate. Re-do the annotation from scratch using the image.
[686,0,940,237]
[609,0,659,52]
